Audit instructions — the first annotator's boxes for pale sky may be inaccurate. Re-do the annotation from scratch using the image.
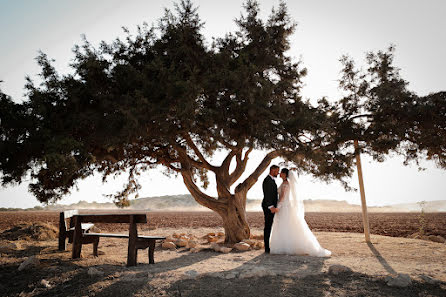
[1,0,445,209]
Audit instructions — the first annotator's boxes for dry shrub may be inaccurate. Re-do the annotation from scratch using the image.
[0,222,58,241]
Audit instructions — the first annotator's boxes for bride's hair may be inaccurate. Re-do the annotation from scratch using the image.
[281,168,289,178]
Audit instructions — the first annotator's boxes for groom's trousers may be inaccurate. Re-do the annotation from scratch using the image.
[262,207,275,252]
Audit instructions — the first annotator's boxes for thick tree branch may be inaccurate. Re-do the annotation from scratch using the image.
[180,162,227,212]
[173,142,215,172]
[237,150,282,192]
[228,147,253,185]
[184,133,218,171]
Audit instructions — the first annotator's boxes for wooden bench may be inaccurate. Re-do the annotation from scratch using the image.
[71,214,165,266]
[58,210,95,251]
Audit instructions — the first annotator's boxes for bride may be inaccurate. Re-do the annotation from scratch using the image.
[270,168,331,257]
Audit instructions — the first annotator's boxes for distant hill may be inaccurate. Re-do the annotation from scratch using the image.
[35,195,446,213]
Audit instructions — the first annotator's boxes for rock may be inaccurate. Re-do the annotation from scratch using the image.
[255,241,265,250]
[420,274,438,284]
[219,247,232,254]
[164,236,176,243]
[40,279,51,288]
[0,242,17,252]
[172,233,180,238]
[184,270,199,278]
[386,273,412,287]
[179,235,190,241]
[240,267,269,278]
[207,236,219,243]
[176,239,189,247]
[428,235,446,243]
[187,240,198,249]
[242,239,256,246]
[217,232,225,237]
[87,267,104,277]
[211,243,221,252]
[207,232,216,236]
[162,241,177,250]
[234,242,251,251]
[18,256,40,271]
[328,265,353,275]
[190,247,201,253]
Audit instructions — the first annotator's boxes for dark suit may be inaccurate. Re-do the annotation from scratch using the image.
[262,175,278,253]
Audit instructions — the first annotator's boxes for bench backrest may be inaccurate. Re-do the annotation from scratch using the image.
[60,209,79,230]
[72,214,147,224]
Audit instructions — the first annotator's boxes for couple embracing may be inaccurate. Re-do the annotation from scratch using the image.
[262,165,331,256]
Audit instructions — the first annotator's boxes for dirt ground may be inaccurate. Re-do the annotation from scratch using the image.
[1,211,445,238]
[1,212,445,296]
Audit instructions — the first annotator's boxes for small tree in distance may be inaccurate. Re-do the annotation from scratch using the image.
[0,1,355,243]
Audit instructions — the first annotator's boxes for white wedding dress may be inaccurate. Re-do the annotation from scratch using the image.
[270,172,331,257]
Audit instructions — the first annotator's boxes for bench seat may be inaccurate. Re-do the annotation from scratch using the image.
[84,233,165,240]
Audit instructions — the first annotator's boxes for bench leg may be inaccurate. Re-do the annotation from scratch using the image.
[148,240,156,264]
[72,216,82,259]
[127,218,138,267]
[58,212,66,251]
[93,237,99,257]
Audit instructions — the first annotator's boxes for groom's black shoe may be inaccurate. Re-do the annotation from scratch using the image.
[265,249,270,254]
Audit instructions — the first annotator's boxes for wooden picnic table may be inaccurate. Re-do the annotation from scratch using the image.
[71,213,165,266]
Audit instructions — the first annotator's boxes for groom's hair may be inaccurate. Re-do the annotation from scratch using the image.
[270,165,279,171]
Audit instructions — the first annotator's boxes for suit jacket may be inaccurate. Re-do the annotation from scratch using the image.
[262,175,278,209]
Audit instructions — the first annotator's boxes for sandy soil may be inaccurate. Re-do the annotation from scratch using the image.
[1,226,445,297]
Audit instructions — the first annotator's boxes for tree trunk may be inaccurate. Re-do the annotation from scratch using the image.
[219,192,250,243]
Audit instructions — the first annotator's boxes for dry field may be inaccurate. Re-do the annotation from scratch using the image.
[1,211,445,297]
[1,211,445,238]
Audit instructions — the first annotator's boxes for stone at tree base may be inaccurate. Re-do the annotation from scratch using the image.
[255,241,265,249]
[217,232,225,237]
[162,241,177,250]
[176,238,188,247]
[328,264,353,275]
[187,240,198,248]
[164,236,176,243]
[234,242,251,251]
[242,239,256,246]
[190,247,201,253]
[386,273,412,287]
[18,256,40,271]
[207,236,219,243]
[211,243,221,252]
[219,247,232,253]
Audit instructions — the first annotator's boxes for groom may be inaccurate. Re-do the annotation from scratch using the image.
[262,165,280,253]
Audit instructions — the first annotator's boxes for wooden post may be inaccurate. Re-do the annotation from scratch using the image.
[354,140,371,243]
[127,215,138,266]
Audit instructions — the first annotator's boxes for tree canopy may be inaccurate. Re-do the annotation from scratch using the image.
[0,1,350,206]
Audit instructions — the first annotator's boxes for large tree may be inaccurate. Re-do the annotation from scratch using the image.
[0,1,352,242]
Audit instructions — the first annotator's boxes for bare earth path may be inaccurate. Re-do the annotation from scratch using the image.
[1,226,445,296]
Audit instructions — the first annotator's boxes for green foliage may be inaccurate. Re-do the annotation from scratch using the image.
[335,46,446,168]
